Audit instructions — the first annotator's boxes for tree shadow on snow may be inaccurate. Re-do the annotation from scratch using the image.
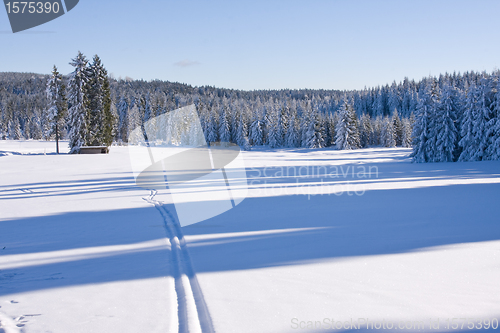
[0,158,499,296]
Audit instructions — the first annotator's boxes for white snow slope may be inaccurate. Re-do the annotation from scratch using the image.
[1,140,500,333]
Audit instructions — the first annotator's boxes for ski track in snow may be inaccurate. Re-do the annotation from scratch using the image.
[144,196,214,333]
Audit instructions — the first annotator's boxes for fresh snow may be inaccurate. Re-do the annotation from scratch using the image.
[1,141,500,332]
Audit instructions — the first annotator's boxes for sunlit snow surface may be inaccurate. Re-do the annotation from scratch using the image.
[1,140,499,332]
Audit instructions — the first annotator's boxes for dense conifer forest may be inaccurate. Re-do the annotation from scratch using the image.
[1,54,499,161]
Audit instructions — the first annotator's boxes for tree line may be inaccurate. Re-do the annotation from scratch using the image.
[0,57,498,161]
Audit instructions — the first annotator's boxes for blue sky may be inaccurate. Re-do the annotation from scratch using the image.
[1,0,499,90]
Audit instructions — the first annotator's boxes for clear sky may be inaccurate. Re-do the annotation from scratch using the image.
[1,0,499,91]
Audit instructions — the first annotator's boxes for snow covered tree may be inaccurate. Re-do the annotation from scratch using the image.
[219,103,231,143]
[116,96,129,143]
[285,107,300,147]
[392,109,403,146]
[85,55,114,147]
[249,117,264,146]
[401,114,414,148]
[236,110,250,150]
[458,83,477,161]
[434,83,459,162]
[485,73,500,159]
[335,97,360,150]
[67,51,89,153]
[46,65,67,153]
[305,109,325,148]
[127,101,142,144]
[206,106,219,143]
[277,104,288,147]
[266,105,280,148]
[388,82,401,115]
[359,113,373,148]
[325,112,337,147]
[458,79,491,161]
[411,79,439,162]
[381,116,396,147]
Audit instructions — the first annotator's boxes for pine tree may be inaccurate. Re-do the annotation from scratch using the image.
[127,102,142,144]
[325,113,336,147]
[381,116,396,147]
[306,110,325,148]
[359,113,373,148]
[85,55,114,147]
[412,84,432,162]
[277,104,288,147]
[434,83,459,162]
[116,96,129,143]
[392,109,403,146]
[219,103,231,143]
[485,73,500,159]
[388,82,401,115]
[401,118,413,148]
[250,117,264,146]
[285,108,300,147]
[236,111,250,150]
[458,84,477,161]
[266,104,280,148]
[471,78,492,161]
[67,51,89,153]
[206,106,219,143]
[46,65,67,154]
[335,97,360,150]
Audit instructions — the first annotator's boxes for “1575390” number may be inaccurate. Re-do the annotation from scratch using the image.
[5,2,60,14]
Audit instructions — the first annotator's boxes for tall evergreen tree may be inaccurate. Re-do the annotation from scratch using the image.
[381,116,396,147]
[67,51,89,153]
[305,109,325,149]
[285,107,300,147]
[359,113,373,148]
[335,97,360,150]
[458,83,478,161]
[46,65,67,154]
[434,83,459,162]
[485,73,500,159]
[85,55,114,147]
[392,109,403,146]
[219,103,231,142]
[116,96,129,143]
[412,84,432,162]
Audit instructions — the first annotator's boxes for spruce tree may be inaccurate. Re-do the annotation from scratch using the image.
[266,105,280,148]
[219,104,231,143]
[250,118,264,146]
[412,85,432,162]
[67,51,89,153]
[392,109,403,146]
[458,84,477,161]
[485,73,500,159]
[306,110,325,149]
[85,55,114,147]
[335,97,360,150]
[381,116,396,147]
[116,96,129,143]
[46,65,67,154]
[401,118,413,148]
[434,83,459,162]
[359,113,372,148]
[285,108,299,147]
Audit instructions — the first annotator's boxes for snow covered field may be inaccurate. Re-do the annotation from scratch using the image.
[1,140,500,333]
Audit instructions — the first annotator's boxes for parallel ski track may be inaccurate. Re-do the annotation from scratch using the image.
[145,197,215,333]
